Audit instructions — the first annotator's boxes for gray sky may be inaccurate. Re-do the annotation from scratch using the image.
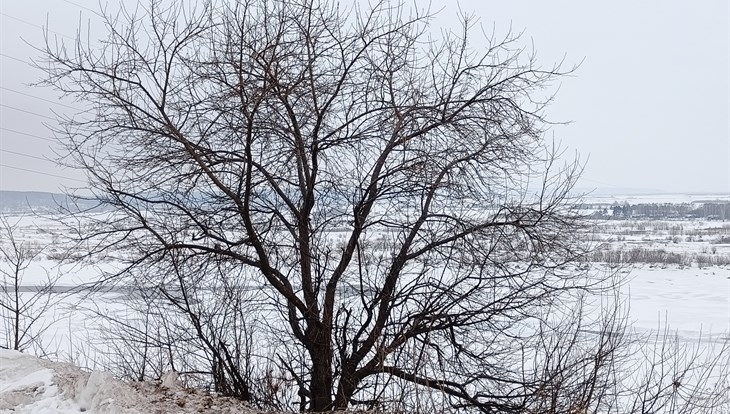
[1,0,728,194]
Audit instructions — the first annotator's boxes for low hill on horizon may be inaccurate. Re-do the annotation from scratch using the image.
[0,191,101,213]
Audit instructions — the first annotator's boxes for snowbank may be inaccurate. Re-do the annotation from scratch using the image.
[0,349,255,413]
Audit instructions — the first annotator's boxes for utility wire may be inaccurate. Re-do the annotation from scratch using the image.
[0,148,53,163]
[0,103,57,121]
[0,162,85,182]
[0,12,77,42]
[59,0,103,17]
[0,127,56,143]
[0,10,103,50]
[0,86,80,111]
[0,52,30,65]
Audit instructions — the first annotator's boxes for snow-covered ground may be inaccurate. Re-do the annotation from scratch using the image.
[624,266,729,339]
[1,208,729,411]
[0,349,257,413]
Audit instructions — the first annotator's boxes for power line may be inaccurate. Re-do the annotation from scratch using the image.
[0,127,56,143]
[0,86,81,111]
[0,148,53,163]
[0,12,77,42]
[0,103,57,121]
[0,52,30,66]
[59,0,103,17]
[0,10,103,50]
[0,162,85,182]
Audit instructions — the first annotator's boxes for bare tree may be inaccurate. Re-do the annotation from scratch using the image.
[38,0,728,412]
[0,215,59,353]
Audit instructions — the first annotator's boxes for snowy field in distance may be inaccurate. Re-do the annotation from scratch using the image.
[1,209,727,357]
[0,194,728,412]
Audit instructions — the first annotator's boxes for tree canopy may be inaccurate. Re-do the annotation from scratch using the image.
[38,0,728,412]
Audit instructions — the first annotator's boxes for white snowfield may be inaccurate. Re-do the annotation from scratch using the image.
[0,349,255,414]
[0,199,728,412]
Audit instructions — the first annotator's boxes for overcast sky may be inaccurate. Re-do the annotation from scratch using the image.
[1,0,728,194]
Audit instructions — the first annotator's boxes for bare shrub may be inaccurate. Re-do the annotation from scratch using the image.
[0,215,60,354]
[591,247,687,266]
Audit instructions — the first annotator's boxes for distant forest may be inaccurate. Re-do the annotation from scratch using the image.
[2,191,729,220]
[587,202,730,220]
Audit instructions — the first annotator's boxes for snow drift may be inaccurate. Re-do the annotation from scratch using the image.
[0,349,255,413]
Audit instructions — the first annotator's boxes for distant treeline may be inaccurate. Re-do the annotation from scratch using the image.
[588,202,730,220]
[0,191,105,214]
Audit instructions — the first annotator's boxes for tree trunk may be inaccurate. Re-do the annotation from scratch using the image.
[333,366,360,410]
[308,326,334,411]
